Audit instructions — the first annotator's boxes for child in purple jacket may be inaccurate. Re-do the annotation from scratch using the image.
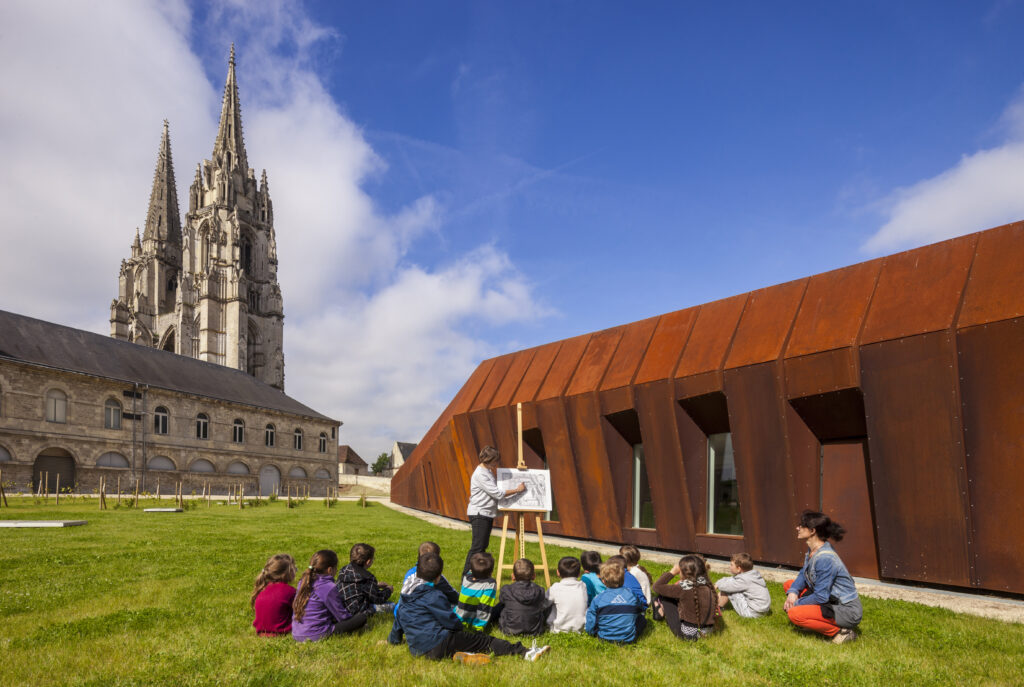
[292,550,368,642]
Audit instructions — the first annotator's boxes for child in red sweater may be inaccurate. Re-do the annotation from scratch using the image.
[252,554,297,636]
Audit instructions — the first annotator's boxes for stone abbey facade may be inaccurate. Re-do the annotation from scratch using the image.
[110,47,285,390]
[0,310,338,496]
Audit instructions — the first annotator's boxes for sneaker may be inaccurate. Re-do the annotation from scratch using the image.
[453,652,491,665]
[524,645,551,662]
[831,628,858,644]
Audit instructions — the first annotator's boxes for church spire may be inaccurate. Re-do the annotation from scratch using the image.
[212,43,248,173]
[142,119,182,246]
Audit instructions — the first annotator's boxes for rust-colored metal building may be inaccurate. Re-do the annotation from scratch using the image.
[391,221,1024,595]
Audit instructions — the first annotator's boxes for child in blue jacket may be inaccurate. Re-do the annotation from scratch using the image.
[585,559,645,643]
[389,553,550,662]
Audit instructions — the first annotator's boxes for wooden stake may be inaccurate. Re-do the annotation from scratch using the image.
[56,473,61,505]
[535,513,551,587]
[134,479,139,505]
[156,479,160,500]
[239,484,244,509]
[0,468,8,508]
[117,475,121,506]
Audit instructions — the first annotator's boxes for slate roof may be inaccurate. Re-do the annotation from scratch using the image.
[0,309,336,423]
[394,442,417,460]
[338,445,367,466]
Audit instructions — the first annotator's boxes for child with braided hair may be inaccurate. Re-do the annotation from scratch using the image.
[652,554,718,641]
[251,553,297,636]
[291,550,369,642]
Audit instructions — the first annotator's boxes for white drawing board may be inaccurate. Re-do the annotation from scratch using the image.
[497,468,552,511]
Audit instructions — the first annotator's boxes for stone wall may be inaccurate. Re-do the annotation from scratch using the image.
[0,360,338,495]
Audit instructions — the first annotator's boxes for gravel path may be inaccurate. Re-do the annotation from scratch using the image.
[382,500,1024,624]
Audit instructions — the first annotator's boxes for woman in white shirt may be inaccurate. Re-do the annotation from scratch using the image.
[463,446,525,576]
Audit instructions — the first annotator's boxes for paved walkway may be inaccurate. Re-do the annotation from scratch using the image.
[381,500,1024,624]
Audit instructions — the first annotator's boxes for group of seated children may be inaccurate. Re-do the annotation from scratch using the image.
[250,543,395,642]
[251,541,772,660]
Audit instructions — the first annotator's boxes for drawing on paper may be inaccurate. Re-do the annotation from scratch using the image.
[497,468,552,511]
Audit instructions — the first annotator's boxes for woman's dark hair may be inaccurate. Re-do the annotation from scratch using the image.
[293,550,339,622]
[479,446,500,464]
[800,510,846,542]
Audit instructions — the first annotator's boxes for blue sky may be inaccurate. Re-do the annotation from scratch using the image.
[3,1,1024,457]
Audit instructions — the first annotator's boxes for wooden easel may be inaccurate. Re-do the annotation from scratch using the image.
[495,403,551,589]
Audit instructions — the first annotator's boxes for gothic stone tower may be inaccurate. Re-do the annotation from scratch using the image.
[111,47,285,390]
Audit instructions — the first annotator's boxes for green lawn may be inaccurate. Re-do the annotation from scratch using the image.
[1,498,1021,686]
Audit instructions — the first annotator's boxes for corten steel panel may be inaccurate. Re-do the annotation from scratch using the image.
[536,398,588,537]
[600,414,635,528]
[785,403,821,522]
[634,380,697,551]
[861,234,977,345]
[957,319,1024,593]
[566,328,624,396]
[467,411,496,457]
[634,307,699,385]
[599,386,633,415]
[470,354,516,411]
[489,349,536,409]
[622,528,660,549]
[565,393,623,542]
[437,425,469,517]
[958,222,1024,328]
[860,332,972,586]
[784,349,859,399]
[821,440,880,579]
[439,422,471,499]
[725,278,808,369]
[675,371,724,400]
[536,334,592,401]
[512,341,561,404]
[675,294,748,377]
[452,413,480,497]
[600,316,659,391]
[785,259,882,358]
[675,401,710,532]
[487,406,545,471]
[723,362,802,566]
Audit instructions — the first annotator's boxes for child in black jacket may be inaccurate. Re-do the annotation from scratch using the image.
[497,558,552,636]
[336,543,394,615]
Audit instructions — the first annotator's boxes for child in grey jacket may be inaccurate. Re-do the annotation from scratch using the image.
[716,553,771,618]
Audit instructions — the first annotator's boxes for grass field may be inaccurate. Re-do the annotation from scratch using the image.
[1,498,1022,687]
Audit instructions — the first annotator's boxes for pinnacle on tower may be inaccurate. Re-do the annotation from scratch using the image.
[142,120,182,246]
[212,43,248,173]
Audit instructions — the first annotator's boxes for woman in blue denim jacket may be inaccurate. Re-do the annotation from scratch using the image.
[782,510,862,644]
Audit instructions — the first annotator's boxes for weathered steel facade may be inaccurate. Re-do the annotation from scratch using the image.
[392,222,1024,594]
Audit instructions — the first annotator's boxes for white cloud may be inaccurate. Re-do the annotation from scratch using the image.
[864,93,1024,253]
[0,0,550,459]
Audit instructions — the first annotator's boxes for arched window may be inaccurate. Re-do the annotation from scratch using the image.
[196,413,209,439]
[227,461,250,474]
[265,424,275,447]
[232,419,245,443]
[153,406,169,435]
[148,456,176,471]
[0,445,13,462]
[288,466,307,479]
[314,469,331,480]
[318,432,328,454]
[104,399,122,430]
[189,459,216,473]
[46,389,67,423]
[293,429,303,451]
[96,452,129,468]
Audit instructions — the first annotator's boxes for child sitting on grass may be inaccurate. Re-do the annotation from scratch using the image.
[716,552,770,618]
[337,543,395,616]
[292,550,368,642]
[497,558,552,637]
[546,556,587,633]
[251,553,296,637]
[389,553,550,663]
[607,554,648,611]
[455,552,498,631]
[652,554,718,641]
[400,541,460,604]
[619,545,653,606]
[586,559,645,643]
[580,550,606,604]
